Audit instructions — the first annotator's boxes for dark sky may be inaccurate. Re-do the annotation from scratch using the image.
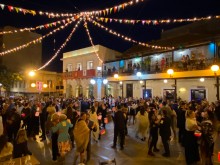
[0,0,220,72]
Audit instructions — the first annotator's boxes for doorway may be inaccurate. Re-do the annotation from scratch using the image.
[191,89,206,101]
[143,89,152,99]
[163,89,175,101]
[126,84,133,98]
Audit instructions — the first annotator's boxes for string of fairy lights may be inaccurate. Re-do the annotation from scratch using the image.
[83,21,103,63]
[0,19,75,56]
[94,15,220,25]
[0,0,145,18]
[0,17,77,35]
[0,0,219,70]
[37,20,82,71]
[88,18,174,50]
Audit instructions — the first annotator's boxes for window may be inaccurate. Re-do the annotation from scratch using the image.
[77,63,82,70]
[87,61,93,70]
[67,64,73,72]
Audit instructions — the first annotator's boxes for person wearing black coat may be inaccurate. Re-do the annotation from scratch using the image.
[6,108,21,142]
[111,105,126,150]
[39,103,48,141]
[177,102,186,146]
[159,109,171,157]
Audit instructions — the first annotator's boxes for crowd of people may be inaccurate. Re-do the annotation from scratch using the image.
[0,95,219,165]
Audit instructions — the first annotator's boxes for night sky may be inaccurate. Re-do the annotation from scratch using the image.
[0,0,220,72]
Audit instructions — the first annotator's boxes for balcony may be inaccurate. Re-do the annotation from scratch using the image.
[63,69,96,79]
[103,58,217,77]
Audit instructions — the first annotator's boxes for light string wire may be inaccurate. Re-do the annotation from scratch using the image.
[0,3,79,18]
[82,0,145,16]
[37,19,82,71]
[88,18,174,50]
[0,17,77,35]
[94,15,220,25]
[0,0,144,18]
[83,21,103,63]
[0,18,76,56]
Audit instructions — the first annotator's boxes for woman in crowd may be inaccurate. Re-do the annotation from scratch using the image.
[148,110,159,156]
[52,114,73,158]
[200,111,215,165]
[0,134,13,161]
[185,110,200,165]
[13,129,32,158]
[89,106,100,142]
[135,106,149,141]
[73,112,90,165]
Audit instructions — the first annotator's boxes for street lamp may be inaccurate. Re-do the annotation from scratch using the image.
[90,79,96,85]
[43,84,48,88]
[211,64,219,100]
[167,69,174,77]
[167,68,177,101]
[31,83,36,88]
[114,74,119,79]
[29,70,36,77]
[136,72,142,77]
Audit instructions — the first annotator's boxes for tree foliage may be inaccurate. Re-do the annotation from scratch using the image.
[0,65,23,94]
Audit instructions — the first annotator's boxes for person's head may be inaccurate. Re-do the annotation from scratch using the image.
[140,106,145,116]
[16,129,28,144]
[205,111,215,121]
[0,134,8,153]
[162,109,167,116]
[91,106,96,114]
[59,114,67,122]
[116,105,121,111]
[162,101,167,106]
[80,112,87,121]
[186,110,195,119]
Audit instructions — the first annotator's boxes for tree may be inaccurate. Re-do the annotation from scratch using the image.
[0,65,23,96]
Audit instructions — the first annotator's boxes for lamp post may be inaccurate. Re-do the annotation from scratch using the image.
[211,64,220,100]
[114,74,123,98]
[103,79,108,96]
[167,69,177,101]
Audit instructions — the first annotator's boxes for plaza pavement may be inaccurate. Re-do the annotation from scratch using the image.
[0,117,220,165]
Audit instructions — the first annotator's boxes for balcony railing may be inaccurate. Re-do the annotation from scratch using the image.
[103,58,217,77]
[63,69,96,79]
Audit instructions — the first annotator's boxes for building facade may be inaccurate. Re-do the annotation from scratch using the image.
[10,70,63,98]
[105,19,220,103]
[62,45,121,99]
[0,26,42,72]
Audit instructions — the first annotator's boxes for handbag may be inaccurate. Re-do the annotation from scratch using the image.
[100,129,106,135]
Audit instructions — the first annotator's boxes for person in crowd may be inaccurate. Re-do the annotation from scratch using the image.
[52,114,73,158]
[21,103,31,137]
[1,102,9,135]
[29,101,40,140]
[111,105,126,150]
[121,105,129,136]
[130,101,137,125]
[51,112,60,162]
[159,109,171,157]
[200,111,215,165]
[177,102,187,146]
[185,110,200,165]
[101,104,107,129]
[39,102,48,141]
[46,102,56,133]
[89,106,100,142]
[0,134,13,161]
[85,112,97,162]
[6,107,21,142]
[13,129,32,158]
[135,106,149,141]
[73,112,90,165]
[148,110,160,156]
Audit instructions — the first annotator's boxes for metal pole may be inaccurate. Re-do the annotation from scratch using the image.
[174,79,177,101]
[216,76,219,100]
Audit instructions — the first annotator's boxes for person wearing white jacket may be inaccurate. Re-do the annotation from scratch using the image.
[135,106,149,141]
